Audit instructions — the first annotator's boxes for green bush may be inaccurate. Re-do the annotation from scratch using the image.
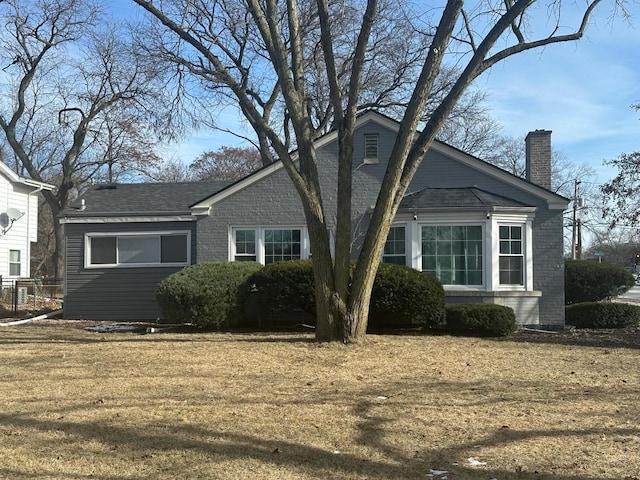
[445,303,517,337]
[565,260,635,305]
[245,260,316,326]
[156,261,262,329]
[369,263,445,329]
[565,302,640,329]
[246,260,445,329]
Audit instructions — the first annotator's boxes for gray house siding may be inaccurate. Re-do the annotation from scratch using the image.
[64,221,196,320]
[61,112,567,327]
[196,120,566,327]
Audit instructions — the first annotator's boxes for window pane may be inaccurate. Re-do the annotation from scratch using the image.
[235,255,257,262]
[235,229,256,257]
[383,226,406,265]
[161,235,188,263]
[499,256,523,285]
[9,249,20,276]
[421,225,482,286]
[91,237,116,265]
[265,229,302,264]
[119,237,159,264]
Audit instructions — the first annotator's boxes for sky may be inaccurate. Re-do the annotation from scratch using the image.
[117,1,640,189]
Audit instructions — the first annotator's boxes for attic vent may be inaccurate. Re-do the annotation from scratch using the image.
[97,184,118,190]
[364,133,379,164]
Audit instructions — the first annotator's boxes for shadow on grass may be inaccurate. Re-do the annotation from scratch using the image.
[1,409,637,480]
[498,327,640,350]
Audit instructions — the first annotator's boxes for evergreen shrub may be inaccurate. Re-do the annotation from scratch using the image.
[247,260,445,329]
[155,261,262,329]
[565,302,640,329]
[565,260,635,304]
[369,263,445,329]
[245,260,316,326]
[445,303,517,337]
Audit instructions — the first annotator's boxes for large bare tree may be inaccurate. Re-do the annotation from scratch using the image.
[133,0,607,343]
[0,0,168,278]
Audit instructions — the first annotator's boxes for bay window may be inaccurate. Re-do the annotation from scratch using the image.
[421,225,483,286]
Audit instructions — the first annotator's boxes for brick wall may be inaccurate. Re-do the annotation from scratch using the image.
[525,130,552,189]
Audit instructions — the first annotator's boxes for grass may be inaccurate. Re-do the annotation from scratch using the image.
[0,322,639,480]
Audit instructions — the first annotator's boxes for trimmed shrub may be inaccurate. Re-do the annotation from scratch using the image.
[565,302,640,329]
[445,303,517,337]
[369,263,445,329]
[245,260,316,326]
[246,260,445,329]
[565,260,635,305]
[156,261,262,329]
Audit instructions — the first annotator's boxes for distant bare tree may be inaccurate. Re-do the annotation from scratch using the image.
[189,146,262,180]
[0,0,169,278]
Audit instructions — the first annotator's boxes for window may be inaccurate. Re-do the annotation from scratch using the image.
[499,225,523,285]
[383,226,406,265]
[9,250,20,276]
[86,232,190,268]
[234,229,257,261]
[421,225,483,285]
[364,133,379,163]
[232,227,308,264]
[264,229,301,264]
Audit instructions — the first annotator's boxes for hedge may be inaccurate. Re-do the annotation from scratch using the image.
[565,260,635,304]
[156,261,262,329]
[565,302,640,329]
[445,303,517,337]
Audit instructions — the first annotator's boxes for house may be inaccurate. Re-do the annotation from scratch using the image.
[60,111,569,328]
[0,162,54,281]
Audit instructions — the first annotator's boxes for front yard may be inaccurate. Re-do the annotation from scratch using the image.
[0,321,639,480]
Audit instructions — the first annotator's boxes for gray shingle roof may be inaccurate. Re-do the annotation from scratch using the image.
[61,181,232,217]
[400,187,531,210]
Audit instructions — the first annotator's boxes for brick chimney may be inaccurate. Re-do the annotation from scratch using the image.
[525,130,552,189]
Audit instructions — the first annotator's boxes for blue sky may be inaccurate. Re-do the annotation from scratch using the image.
[119,1,640,187]
[474,2,640,187]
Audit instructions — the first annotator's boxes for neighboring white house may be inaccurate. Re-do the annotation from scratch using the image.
[0,162,54,280]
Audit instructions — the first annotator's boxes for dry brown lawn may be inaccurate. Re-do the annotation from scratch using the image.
[0,321,639,480]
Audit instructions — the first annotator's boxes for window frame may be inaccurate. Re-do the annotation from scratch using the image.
[230,226,310,265]
[382,225,408,266]
[84,231,191,269]
[9,249,21,277]
[396,211,533,292]
[493,220,531,290]
[420,223,485,288]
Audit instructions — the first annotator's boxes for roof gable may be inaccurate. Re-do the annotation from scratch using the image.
[191,111,568,213]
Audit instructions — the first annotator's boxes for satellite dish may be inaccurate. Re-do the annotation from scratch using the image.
[6,208,22,221]
[0,213,9,229]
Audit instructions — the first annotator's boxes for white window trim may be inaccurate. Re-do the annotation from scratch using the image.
[391,211,534,292]
[84,231,192,269]
[229,226,310,265]
[9,249,21,277]
[491,214,534,291]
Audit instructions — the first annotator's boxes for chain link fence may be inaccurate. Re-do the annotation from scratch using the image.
[0,278,63,316]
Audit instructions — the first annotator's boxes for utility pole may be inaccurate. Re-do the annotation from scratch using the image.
[571,179,581,260]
